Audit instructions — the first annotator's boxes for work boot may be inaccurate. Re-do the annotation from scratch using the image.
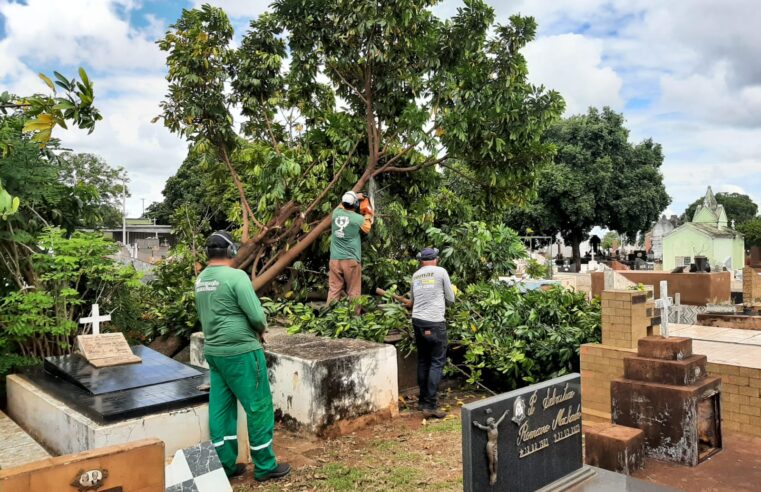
[422,408,447,419]
[256,463,292,482]
[227,463,246,478]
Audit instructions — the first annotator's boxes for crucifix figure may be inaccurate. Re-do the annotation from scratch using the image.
[655,280,672,338]
[79,303,111,335]
[473,409,509,486]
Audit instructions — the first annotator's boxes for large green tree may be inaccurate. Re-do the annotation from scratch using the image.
[738,218,761,248]
[156,1,564,291]
[507,107,671,268]
[681,192,758,225]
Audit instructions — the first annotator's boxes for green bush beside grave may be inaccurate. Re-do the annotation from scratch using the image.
[281,282,600,392]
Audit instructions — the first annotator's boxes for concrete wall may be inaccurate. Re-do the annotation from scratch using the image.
[663,227,744,271]
[591,271,731,305]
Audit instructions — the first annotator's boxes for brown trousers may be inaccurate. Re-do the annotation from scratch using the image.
[327,259,362,303]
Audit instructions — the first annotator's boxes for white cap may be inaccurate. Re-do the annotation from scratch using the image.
[342,191,358,205]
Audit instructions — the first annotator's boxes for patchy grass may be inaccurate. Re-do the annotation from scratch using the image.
[234,388,483,491]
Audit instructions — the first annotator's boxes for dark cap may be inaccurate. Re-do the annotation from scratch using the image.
[417,247,439,261]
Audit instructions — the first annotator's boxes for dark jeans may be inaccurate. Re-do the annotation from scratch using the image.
[413,318,448,410]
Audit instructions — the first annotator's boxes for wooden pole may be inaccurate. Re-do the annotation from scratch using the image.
[375,287,412,308]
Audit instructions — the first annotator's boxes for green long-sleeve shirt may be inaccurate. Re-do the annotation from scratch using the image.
[194,265,267,357]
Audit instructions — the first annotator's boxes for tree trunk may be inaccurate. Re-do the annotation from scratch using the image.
[571,235,582,272]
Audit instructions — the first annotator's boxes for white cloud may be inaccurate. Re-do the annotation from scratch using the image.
[0,0,182,217]
[58,74,186,217]
[523,34,623,115]
[0,0,164,71]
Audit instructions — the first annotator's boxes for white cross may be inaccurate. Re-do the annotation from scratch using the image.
[655,280,672,338]
[79,303,111,335]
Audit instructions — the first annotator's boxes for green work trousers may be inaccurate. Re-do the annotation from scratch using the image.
[206,349,278,479]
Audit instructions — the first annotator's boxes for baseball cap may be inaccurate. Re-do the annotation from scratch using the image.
[417,247,439,261]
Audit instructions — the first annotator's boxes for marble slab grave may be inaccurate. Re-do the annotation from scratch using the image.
[44,345,202,395]
[23,345,209,424]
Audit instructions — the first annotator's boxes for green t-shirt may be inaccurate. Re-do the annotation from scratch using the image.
[330,207,366,261]
[194,265,266,357]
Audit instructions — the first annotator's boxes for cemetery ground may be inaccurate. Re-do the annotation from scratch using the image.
[228,386,761,492]
[234,387,472,492]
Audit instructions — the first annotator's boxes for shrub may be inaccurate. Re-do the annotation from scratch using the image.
[447,283,600,391]
[278,281,600,392]
[0,228,141,359]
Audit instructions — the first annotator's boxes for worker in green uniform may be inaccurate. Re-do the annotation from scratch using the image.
[194,231,291,482]
[327,190,374,303]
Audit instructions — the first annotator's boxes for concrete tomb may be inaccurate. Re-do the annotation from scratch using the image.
[7,345,213,458]
[461,374,673,491]
[190,328,399,436]
[611,336,722,466]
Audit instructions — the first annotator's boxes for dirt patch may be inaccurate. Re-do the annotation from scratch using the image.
[232,388,483,491]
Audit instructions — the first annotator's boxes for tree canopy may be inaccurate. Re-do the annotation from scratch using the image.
[506,107,670,266]
[681,192,758,225]
[738,218,761,248]
[155,1,564,290]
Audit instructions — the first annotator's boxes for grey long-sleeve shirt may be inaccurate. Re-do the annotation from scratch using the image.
[410,265,455,322]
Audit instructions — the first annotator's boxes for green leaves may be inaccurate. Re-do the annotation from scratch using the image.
[10,68,102,146]
[0,180,20,220]
[447,283,601,391]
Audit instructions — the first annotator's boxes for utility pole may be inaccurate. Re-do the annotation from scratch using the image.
[141,198,146,218]
[122,179,127,247]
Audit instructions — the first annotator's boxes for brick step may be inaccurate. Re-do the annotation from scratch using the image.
[584,424,645,475]
[637,336,693,360]
[624,354,707,386]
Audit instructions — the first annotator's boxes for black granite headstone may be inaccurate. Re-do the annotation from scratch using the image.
[462,374,583,492]
[23,345,209,424]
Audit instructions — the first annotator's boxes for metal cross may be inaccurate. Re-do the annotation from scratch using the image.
[655,280,672,338]
[79,303,111,335]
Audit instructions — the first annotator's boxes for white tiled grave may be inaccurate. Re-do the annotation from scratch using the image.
[165,441,231,492]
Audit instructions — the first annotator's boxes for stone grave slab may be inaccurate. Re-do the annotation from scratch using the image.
[77,332,141,367]
[462,374,676,492]
[462,374,585,491]
[45,345,201,395]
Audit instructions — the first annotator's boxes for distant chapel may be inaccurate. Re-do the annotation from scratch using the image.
[662,186,745,271]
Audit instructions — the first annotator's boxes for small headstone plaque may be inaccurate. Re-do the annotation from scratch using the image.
[77,333,141,368]
[462,374,586,492]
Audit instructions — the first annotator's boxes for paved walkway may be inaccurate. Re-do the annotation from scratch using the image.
[669,323,761,369]
[0,410,50,470]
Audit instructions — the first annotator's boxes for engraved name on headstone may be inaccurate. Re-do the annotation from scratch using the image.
[462,374,584,492]
[77,332,141,368]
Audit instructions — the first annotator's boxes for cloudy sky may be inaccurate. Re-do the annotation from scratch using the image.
[1,0,759,218]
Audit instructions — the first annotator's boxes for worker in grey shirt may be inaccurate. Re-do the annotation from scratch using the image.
[409,247,455,419]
